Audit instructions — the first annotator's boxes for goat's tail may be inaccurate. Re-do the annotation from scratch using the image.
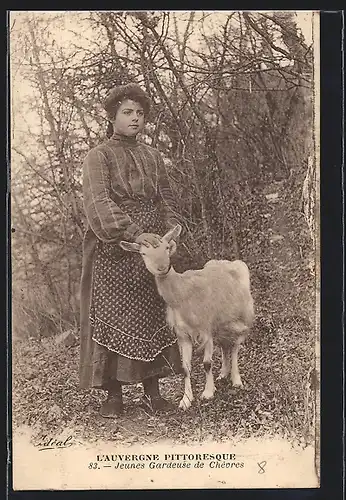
[227,260,251,289]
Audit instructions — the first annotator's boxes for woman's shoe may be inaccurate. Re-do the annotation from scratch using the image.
[100,394,124,418]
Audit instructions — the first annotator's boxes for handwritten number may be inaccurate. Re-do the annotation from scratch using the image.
[257,461,267,474]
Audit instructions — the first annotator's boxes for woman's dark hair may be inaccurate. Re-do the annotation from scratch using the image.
[106,121,114,139]
[104,83,151,121]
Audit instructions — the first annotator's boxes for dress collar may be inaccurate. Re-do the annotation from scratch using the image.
[109,132,138,146]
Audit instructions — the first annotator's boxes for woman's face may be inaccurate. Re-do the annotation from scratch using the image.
[112,99,145,137]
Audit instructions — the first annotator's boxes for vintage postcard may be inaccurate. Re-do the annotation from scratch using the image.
[9,10,320,490]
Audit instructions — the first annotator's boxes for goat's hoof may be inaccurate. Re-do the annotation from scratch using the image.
[232,381,244,389]
[216,374,229,383]
[179,397,192,410]
[200,389,215,400]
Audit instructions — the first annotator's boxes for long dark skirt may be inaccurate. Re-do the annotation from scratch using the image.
[89,201,182,389]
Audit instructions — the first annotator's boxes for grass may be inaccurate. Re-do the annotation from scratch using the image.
[12,318,315,447]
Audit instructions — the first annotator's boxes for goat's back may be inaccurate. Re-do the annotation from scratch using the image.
[204,259,251,289]
[202,259,254,330]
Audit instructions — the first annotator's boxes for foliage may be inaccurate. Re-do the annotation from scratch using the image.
[11,12,314,338]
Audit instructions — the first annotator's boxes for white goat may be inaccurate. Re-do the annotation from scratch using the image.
[120,225,255,410]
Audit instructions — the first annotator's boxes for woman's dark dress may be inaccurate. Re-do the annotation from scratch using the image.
[79,134,182,389]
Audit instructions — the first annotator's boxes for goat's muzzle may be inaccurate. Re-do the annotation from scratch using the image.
[156,265,172,276]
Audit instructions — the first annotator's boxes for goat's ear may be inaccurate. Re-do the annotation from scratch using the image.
[163,224,182,243]
[168,240,177,256]
[119,241,141,253]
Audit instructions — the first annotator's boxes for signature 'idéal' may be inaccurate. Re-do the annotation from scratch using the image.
[34,435,74,451]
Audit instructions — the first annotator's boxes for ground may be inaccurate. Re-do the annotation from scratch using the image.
[11,182,317,448]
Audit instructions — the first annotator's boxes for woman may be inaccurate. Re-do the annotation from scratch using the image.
[79,83,182,418]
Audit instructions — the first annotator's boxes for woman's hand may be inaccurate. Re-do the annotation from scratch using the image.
[135,232,162,248]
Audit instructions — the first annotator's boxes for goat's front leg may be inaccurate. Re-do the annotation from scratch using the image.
[217,340,231,381]
[231,335,246,388]
[201,337,215,400]
[178,337,194,410]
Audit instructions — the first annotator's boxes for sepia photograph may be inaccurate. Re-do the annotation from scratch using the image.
[9,10,320,490]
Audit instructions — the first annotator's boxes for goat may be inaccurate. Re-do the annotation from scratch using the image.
[120,225,255,410]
